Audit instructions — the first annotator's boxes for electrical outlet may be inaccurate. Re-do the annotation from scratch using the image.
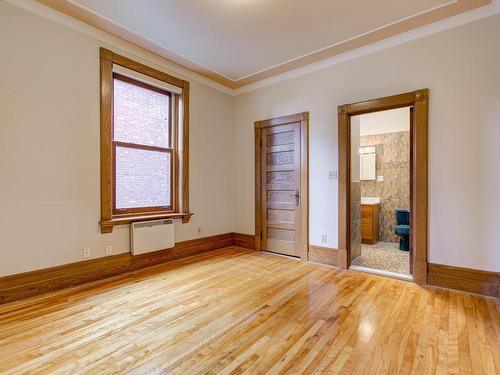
[321,235,328,243]
[328,170,338,180]
[105,245,113,256]
[82,247,91,259]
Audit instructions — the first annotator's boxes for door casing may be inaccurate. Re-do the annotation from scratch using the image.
[338,90,429,284]
[254,112,309,260]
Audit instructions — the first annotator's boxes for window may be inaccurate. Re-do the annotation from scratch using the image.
[113,74,173,214]
[100,48,191,233]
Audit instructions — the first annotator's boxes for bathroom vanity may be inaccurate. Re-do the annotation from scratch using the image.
[361,198,380,245]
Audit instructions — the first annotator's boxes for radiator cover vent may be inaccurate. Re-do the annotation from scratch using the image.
[130,219,174,255]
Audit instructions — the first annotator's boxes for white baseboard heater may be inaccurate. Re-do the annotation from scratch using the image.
[131,219,174,255]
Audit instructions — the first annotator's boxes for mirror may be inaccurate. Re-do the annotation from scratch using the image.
[359,146,376,180]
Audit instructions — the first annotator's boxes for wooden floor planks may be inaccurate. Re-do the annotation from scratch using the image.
[0,247,498,374]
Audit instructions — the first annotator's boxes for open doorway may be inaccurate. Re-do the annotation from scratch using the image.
[350,108,412,278]
[337,90,429,284]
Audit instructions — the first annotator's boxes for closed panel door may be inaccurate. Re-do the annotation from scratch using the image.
[261,123,301,257]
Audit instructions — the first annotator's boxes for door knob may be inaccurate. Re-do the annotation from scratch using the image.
[293,189,300,206]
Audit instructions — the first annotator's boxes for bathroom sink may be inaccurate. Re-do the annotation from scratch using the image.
[361,197,380,205]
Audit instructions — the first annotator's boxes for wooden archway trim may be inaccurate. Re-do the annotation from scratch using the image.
[337,89,429,284]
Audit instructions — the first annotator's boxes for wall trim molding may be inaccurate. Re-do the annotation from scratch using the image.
[234,0,500,94]
[1,236,497,304]
[0,232,254,305]
[307,246,499,297]
[4,0,233,95]
[308,245,338,267]
[233,232,255,250]
[5,0,498,93]
[32,0,492,89]
[428,263,499,297]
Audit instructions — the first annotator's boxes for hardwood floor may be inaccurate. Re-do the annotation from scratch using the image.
[0,247,498,374]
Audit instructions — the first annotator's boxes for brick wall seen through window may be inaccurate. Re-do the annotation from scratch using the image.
[113,74,172,212]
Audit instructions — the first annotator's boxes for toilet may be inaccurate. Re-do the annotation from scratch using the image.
[395,209,410,251]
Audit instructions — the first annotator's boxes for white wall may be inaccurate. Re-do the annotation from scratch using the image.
[359,107,410,136]
[1,1,499,277]
[0,1,235,276]
[233,14,500,272]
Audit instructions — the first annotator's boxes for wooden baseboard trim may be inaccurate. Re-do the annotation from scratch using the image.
[5,235,495,304]
[232,232,255,250]
[308,245,338,267]
[428,263,499,297]
[0,232,242,305]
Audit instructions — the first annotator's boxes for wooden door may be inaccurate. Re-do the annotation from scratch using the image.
[409,106,414,274]
[259,122,302,257]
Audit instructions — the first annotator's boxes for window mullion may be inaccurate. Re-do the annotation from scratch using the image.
[113,140,172,153]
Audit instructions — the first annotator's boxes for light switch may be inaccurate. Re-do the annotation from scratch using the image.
[329,171,338,180]
[377,175,384,182]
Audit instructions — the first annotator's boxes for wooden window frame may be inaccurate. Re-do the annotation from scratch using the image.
[112,73,174,216]
[100,48,192,233]
[337,89,429,284]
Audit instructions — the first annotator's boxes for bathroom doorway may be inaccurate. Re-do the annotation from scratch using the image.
[350,107,412,277]
[337,90,429,284]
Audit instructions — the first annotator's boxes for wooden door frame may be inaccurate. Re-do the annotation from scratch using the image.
[338,89,429,284]
[254,112,309,260]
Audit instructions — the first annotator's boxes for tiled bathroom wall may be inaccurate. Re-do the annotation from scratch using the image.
[360,131,410,242]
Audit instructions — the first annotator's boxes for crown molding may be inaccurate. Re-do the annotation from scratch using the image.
[32,0,491,90]
[5,0,234,95]
[234,0,500,95]
[5,0,500,95]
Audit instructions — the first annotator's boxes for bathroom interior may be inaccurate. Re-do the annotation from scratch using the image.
[350,107,411,277]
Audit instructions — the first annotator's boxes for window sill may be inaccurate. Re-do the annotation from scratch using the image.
[100,212,193,234]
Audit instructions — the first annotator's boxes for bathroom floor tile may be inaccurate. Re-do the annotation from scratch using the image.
[352,241,410,274]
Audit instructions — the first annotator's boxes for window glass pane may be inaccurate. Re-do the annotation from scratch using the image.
[113,77,169,147]
[115,146,171,209]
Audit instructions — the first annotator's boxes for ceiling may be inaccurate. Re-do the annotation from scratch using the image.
[38,0,490,88]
